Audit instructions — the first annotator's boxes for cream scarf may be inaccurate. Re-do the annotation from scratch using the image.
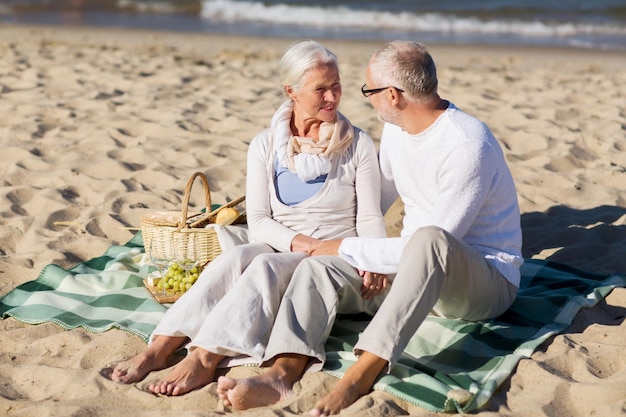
[272,100,354,182]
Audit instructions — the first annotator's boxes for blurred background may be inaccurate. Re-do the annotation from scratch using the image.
[2,0,626,50]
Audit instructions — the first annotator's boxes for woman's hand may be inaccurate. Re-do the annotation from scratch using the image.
[359,269,388,300]
[308,239,342,256]
[290,234,322,253]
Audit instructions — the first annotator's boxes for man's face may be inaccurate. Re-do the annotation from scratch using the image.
[365,65,400,125]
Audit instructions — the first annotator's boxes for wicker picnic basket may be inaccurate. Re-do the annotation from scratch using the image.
[141,172,245,267]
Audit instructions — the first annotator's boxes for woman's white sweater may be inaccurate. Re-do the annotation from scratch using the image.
[246,126,386,253]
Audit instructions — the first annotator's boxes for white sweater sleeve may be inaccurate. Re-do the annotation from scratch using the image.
[339,236,408,274]
[245,133,298,252]
[354,130,387,239]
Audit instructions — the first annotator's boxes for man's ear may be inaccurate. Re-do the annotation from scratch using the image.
[389,87,402,107]
[390,87,410,111]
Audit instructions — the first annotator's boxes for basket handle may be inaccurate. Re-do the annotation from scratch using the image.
[189,194,246,228]
[178,172,211,230]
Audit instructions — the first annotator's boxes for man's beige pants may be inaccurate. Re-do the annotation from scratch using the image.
[263,226,518,369]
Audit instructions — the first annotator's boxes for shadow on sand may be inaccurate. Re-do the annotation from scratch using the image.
[521,204,626,276]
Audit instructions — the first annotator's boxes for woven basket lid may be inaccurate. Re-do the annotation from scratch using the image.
[140,211,202,227]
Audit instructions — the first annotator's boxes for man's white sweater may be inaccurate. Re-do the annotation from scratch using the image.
[339,103,523,287]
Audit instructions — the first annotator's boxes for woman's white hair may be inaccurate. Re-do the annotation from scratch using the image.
[280,40,338,92]
[369,41,438,103]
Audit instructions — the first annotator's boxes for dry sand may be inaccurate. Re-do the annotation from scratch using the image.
[0,24,625,417]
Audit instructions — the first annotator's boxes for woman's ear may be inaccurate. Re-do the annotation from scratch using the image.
[285,85,297,101]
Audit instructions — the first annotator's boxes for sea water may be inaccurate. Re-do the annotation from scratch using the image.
[1,0,625,50]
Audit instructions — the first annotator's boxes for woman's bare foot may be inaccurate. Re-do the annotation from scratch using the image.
[149,347,224,396]
[216,353,309,410]
[110,351,169,384]
[216,374,292,410]
[110,335,188,384]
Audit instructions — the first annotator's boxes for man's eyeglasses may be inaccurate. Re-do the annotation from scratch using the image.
[361,84,404,97]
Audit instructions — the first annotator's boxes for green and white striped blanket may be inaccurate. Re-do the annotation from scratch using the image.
[1,232,625,413]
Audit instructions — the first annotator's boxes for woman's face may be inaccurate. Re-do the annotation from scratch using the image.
[290,63,342,124]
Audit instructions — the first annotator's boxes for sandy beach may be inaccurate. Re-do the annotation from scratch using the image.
[0,24,625,417]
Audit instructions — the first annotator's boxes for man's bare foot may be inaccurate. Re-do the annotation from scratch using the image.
[110,351,170,384]
[308,376,364,416]
[149,347,223,396]
[216,374,293,410]
[308,351,387,416]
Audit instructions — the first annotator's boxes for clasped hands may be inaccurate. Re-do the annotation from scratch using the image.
[293,236,388,300]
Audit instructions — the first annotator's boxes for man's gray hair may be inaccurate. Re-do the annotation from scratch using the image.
[369,41,438,103]
[280,40,338,92]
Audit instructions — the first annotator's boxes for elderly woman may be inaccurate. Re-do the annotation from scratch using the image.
[109,40,386,396]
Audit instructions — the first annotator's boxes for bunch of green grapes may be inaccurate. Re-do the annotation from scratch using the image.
[156,261,202,294]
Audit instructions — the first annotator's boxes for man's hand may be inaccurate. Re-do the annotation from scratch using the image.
[359,269,388,300]
[309,239,342,256]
